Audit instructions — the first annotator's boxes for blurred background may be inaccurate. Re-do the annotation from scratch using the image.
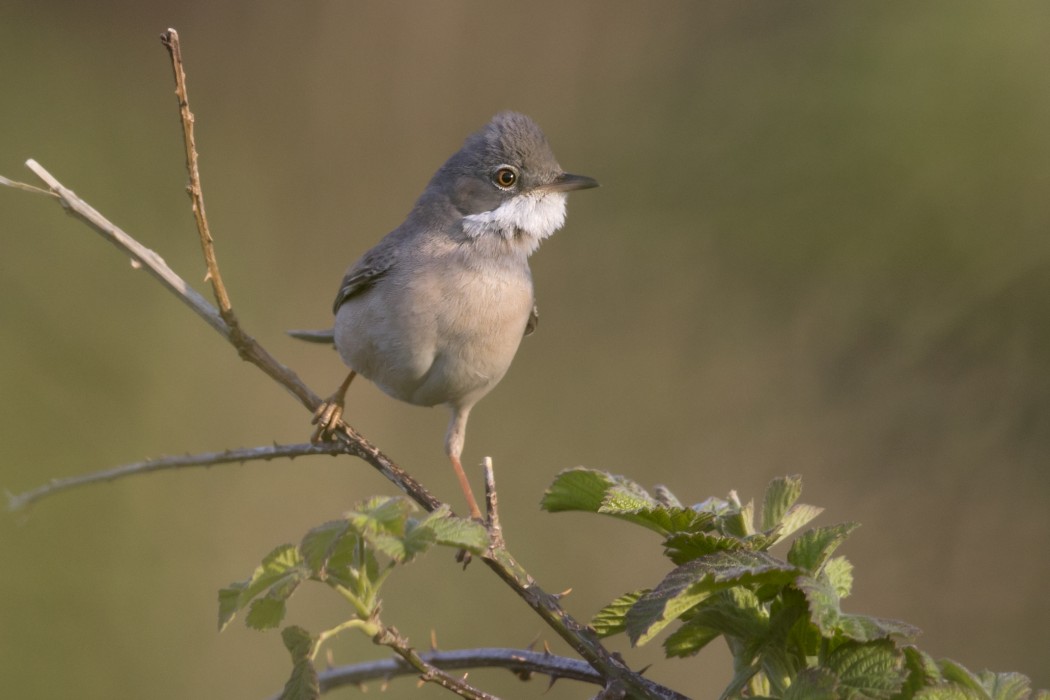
[2,2,1048,698]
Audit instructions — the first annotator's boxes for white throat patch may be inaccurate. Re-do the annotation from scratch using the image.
[462,191,568,256]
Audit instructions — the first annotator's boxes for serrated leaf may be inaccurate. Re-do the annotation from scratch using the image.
[218,544,304,631]
[722,498,756,538]
[601,482,659,512]
[797,575,920,643]
[591,589,647,637]
[940,659,987,694]
[824,639,906,700]
[542,468,629,513]
[978,671,1033,700]
[914,684,986,700]
[542,468,714,536]
[664,530,745,565]
[901,645,944,696]
[626,551,799,645]
[247,597,289,630]
[787,522,860,573]
[280,626,320,700]
[761,475,803,532]
[823,556,854,598]
[654,485,683,508]
[416,506,488,553]
[347,496,413,536]
[299,520,356,578]
[663,620,721,658]
[784,668,841,700]
[665,588,768,657]
[774,504,825,544]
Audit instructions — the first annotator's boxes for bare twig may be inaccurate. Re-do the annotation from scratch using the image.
[482,457,505,549]
[299,647,604,698]
[373,627,499,700]
[7,443,348,512]
[13,160,683,700]
[5,33,690,696]
[160,28,233,320]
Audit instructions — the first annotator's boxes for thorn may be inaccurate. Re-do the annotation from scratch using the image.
[554,587,573,598]
[130,258,142,269]
[429,629,438,651]
[525,632,541,651]
[638,664,651,676]
[546,675,559,691]
[542,640,553,656]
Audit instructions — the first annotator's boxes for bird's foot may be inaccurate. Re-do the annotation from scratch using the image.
[310,397,345,442]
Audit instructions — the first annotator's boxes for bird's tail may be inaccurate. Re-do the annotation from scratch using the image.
[286,328,336,344]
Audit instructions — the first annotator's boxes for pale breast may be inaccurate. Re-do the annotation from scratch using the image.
[334,251,534,409]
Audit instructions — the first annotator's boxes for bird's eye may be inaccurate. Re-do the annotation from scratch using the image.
[493,167,518,189]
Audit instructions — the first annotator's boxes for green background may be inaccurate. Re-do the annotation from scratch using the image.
[2,2,1048,698]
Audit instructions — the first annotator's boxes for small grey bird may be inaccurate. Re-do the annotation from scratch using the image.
[293,112,597,519]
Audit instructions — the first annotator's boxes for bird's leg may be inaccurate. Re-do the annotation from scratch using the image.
[446,407,483,520]
[311,370,356,442]
[450,452,484,521]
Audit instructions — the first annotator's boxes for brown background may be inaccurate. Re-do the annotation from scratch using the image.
[2,2,1048,698]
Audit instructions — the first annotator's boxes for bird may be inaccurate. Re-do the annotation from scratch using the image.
[290,112,598,519]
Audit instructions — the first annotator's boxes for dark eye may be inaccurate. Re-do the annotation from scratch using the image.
[494,167,517,189]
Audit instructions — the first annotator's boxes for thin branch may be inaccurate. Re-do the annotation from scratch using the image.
[306,647,604,698]
[0,173,57,197]
[482,457,505,549]
[14,158,684,700]
[19,159,440,513]
[373,627,499,700]
[160,28,233,319]
[7,443,348,512]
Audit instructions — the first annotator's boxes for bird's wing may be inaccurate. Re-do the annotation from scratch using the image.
[332,244,398,313]
[524,304,539,336]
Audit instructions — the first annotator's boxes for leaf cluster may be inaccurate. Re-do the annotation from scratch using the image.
[542,470,1047,700]
[217,497,487,699]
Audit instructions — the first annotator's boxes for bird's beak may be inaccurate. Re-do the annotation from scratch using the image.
[547,172,600,192]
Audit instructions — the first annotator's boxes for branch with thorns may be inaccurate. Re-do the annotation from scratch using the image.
[1,28,687,700]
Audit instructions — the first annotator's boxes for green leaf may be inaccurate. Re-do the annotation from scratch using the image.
[542,468,715,536]
[591,589,648,637]
[823,556,854,599]
[663,588,768,658]
[914,685,986,700]
[901,645,944,696]
[247,596,290,630]
[940,659,987,694]
[784,668,841,700]
[824,639,906,700]
[797,575,920,643]
[774,504,825,544]
[664,531,745,565]
[787,522,860,573]
[218,544,305,632]
[348,496,414,535]
[279,626,320,700]
[542,468,628,513]
[761,475,803,531]
[663,620,721,658]
[721,496,755,538]
[415,505,488,553]
[626,551,799,645]
[978,671,1032,700]
[300,520,356,579]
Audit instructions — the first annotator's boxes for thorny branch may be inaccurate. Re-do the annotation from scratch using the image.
[0,29,690,700]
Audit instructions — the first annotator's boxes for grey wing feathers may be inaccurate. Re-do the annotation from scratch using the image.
[332,245,397,313]
[524,304,539,336]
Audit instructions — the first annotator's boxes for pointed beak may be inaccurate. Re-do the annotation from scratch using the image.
[547,172,600,192]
